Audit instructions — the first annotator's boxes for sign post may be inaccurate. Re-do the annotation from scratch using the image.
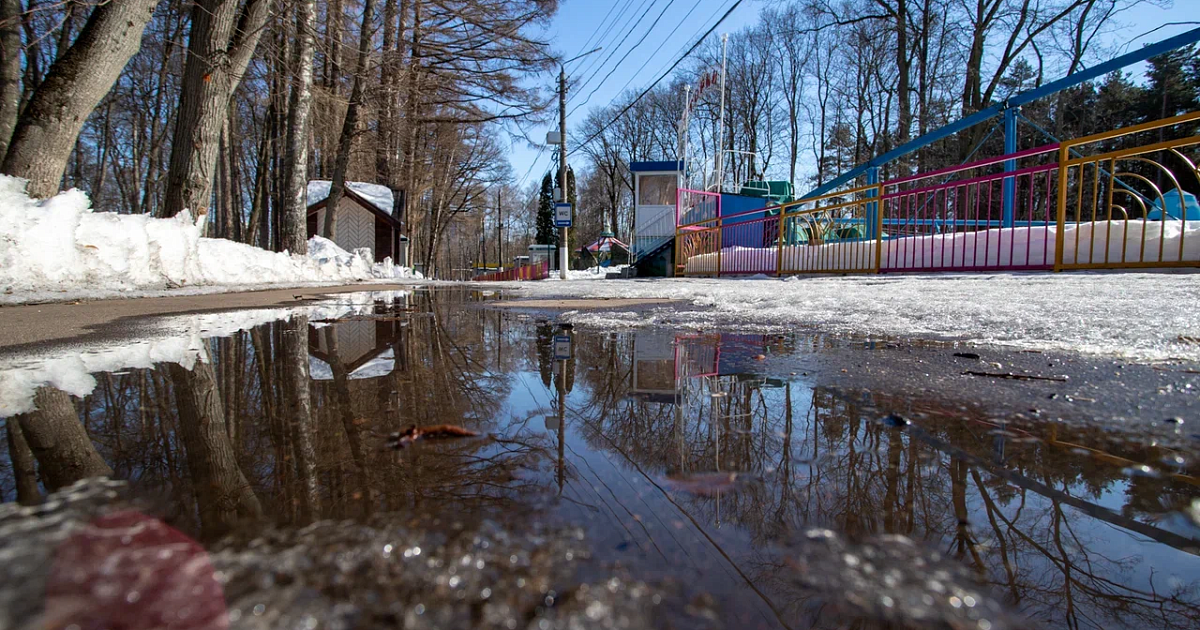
[554,202,572,228]
[553,334,572,360]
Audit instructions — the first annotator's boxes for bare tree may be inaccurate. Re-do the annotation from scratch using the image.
[323,0,379,239]
[160,0,270,221]
[1,0,159,198]
[0,0,20,163]
[281,0,318,255]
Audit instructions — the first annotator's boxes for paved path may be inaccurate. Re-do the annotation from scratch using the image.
[0,283,416,353]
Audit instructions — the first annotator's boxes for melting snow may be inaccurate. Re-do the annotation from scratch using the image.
[0,291,409,415]
[0,176,421,305]
[497,272,1200,361]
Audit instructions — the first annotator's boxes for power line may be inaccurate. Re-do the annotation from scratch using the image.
[568,0,707,118]
[569,0,746,158]
[567,0,685,117]
[572,0,630,61]
[568,0,661,107]
[571,0,646,91]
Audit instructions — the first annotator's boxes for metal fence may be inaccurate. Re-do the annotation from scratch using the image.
[676,112,1200,277]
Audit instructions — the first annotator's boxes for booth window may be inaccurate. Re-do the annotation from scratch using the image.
[638,175,676,206]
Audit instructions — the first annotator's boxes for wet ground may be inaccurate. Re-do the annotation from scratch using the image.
[2,287,1199,630]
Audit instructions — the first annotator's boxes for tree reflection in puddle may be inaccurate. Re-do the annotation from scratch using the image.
[1,287,1198,630]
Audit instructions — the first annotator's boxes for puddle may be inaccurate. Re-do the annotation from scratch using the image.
[2,288,1199,630]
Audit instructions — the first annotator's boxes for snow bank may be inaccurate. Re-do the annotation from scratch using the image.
[496,273,1200,361]
[551,265,630,281]
[0,290,409,415]
[0,176,421,304]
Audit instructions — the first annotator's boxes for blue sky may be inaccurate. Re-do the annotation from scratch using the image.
[507,0,1199,189]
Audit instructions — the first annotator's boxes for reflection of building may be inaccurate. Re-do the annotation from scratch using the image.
[307,314,406,383]
[629,331,783,403]
[629,331,677,403]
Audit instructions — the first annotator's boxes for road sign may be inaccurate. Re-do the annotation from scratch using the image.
[554,203,572,227]
[553,335,571,360]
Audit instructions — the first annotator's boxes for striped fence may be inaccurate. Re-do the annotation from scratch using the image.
[677,111,1200,277]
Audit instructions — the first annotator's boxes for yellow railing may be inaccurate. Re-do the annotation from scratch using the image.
[777,183,883,275]
[674,111,1200,277]
[1055,111,1200,270]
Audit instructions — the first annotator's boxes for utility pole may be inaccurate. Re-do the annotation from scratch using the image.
[559,67,568,280]
[496,187,503,267]
[553,47,600,281]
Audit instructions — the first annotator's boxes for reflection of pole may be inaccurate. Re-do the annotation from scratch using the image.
[557,357,566,494]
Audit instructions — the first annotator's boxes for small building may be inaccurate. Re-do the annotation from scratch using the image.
[307,181,405,263]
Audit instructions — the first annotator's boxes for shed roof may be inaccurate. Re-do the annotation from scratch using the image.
[306,180,401,229]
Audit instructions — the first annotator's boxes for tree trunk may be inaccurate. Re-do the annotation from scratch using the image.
[894,0,911,149]
[1,0,158,198]
[376,0,398,192]
[167,355,263,537]
[160,0,269,220]
[0,0,21,163]
[280,0,317,255]
[280,315,320,518]
[322,328,370,498]
[5,419,42,504]
[323,0,377,240]
[15,387,113,490]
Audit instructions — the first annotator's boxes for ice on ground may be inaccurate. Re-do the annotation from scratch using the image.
[0,290,409,416]
[550,265,630,281]
[306,180,395,214]
[0,176,421,305]
[498,273,1200,361]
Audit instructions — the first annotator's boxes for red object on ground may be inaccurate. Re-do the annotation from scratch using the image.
[45,510,229,630]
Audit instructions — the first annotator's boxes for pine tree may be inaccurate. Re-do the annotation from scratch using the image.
[535,172,556,245]
[1141,46,1200,125]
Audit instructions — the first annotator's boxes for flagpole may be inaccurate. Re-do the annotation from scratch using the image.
[681,84,691,183]
[715,33,729,194]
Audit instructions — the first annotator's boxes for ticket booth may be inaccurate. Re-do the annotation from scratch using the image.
[630,160,684,275]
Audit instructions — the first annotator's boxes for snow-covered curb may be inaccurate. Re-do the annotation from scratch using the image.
[0,175,422,304]
[490,272,1200,362]
[0,291,408,415]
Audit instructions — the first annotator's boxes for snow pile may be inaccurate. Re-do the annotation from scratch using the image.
[0,290,409,415]
[552,265,630,281]
[498,273,1200,361]
[0,176,420,304]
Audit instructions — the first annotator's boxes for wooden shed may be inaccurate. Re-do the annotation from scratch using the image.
[306,181,404,263]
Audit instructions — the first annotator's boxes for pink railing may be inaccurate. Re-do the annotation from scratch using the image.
[881,144,1060,271]
[677,188,721,227]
